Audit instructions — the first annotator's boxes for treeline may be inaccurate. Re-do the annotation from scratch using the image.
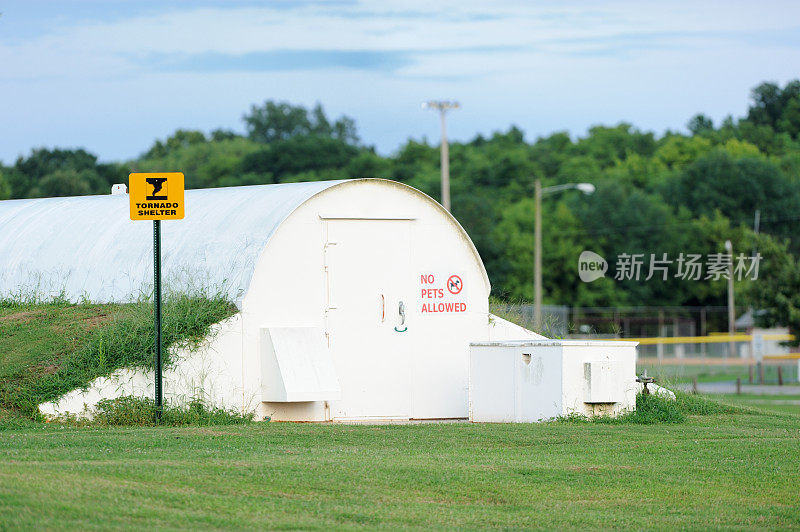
[2,81,800,317]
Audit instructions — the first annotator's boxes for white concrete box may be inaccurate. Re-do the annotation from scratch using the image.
[469,340,639,422]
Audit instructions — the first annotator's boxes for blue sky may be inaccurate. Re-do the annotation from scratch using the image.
[2,1,799,163]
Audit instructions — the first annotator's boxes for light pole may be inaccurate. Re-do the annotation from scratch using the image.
[423,100,460,211]
[725,239,736,358]
[534,180,595,330]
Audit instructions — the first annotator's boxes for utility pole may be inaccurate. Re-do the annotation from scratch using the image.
[423,101,460,211]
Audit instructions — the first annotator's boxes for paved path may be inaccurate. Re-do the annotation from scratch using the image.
[672,381,800,395]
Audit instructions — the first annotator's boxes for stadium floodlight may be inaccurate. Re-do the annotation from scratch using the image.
[423,100,461,211]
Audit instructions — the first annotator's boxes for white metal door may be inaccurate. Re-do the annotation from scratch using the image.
[324,219,412,419]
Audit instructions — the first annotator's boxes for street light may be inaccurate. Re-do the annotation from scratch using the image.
[534,179,595,330]
[725,239,735,358]
[423,100,460,211]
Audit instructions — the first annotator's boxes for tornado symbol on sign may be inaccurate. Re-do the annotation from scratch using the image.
[447,275,463,295]
[146,177,168,200]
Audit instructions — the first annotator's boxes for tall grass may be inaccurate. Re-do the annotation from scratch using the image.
[559,390,743,425]
[58,396,254,427]
[489,297,570,338]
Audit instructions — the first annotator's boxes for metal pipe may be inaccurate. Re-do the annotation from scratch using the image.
[725,240,735,359]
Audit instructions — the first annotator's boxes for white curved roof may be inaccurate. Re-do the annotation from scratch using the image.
[0,179,491,304]
[0,180,342,303]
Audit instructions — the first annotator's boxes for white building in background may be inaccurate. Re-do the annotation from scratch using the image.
[1,179,542,421]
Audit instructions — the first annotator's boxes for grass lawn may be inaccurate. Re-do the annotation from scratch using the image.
[2,301,799,529]
[639,362,799,385]
[710,394,800,416]
[2,411,800,530]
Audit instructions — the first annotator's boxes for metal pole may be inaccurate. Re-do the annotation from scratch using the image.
[534,179,542,330]
[154,219,163,420]
[726,240,735,358]
[440,109,450,212]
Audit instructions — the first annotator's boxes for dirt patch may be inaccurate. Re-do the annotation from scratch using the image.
[35,363,60,376]
[567,465,634,472]
[81,313,111,328]
[470,464,499,471]
[186,428,243,436]
[51,312,111,335]
[0,310,47,323]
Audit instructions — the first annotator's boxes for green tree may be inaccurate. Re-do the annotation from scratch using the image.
[136,137,262,189]
[572,124,656,169]
[569,181,699,306]
[144,130,207,159]
[747,80,800,137]
[663,152,800,247]
[243,101,359,145]
[0,169,10,200]
[28,169,100,197]
[654,135,712,169]
[747,235,800,346]
[687,114,714,135]
[239,136,360,180]
[345,150,392,179]
[389,139,439,195]
[10,148,101,198]
[528,131,572,178]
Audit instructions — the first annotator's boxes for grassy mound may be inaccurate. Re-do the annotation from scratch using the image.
[0,294,237,418]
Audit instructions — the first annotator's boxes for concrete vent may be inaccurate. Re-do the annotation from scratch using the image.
[111,184,128,195]
[584,360,621,403]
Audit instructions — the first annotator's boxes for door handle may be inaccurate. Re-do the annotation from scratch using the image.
[395,300,407,332]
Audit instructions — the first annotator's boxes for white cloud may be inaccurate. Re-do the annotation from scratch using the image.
[1,0,799,161]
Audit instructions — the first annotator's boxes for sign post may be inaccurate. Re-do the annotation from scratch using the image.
[153,219,162,415]
[129,172,185,420]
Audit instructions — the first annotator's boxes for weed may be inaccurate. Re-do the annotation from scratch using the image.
[65,396,254,427]
[558,390,742,425]
[614,393,686,423]
[489,297,568,338]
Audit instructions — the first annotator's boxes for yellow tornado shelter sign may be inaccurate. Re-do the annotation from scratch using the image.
[129,172,185,220]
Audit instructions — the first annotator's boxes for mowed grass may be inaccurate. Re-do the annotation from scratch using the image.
[2,301,799,529]
[2,412,800,530]
[0,302,114,389]
[710,394,800,416]
[639,362,799,385]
